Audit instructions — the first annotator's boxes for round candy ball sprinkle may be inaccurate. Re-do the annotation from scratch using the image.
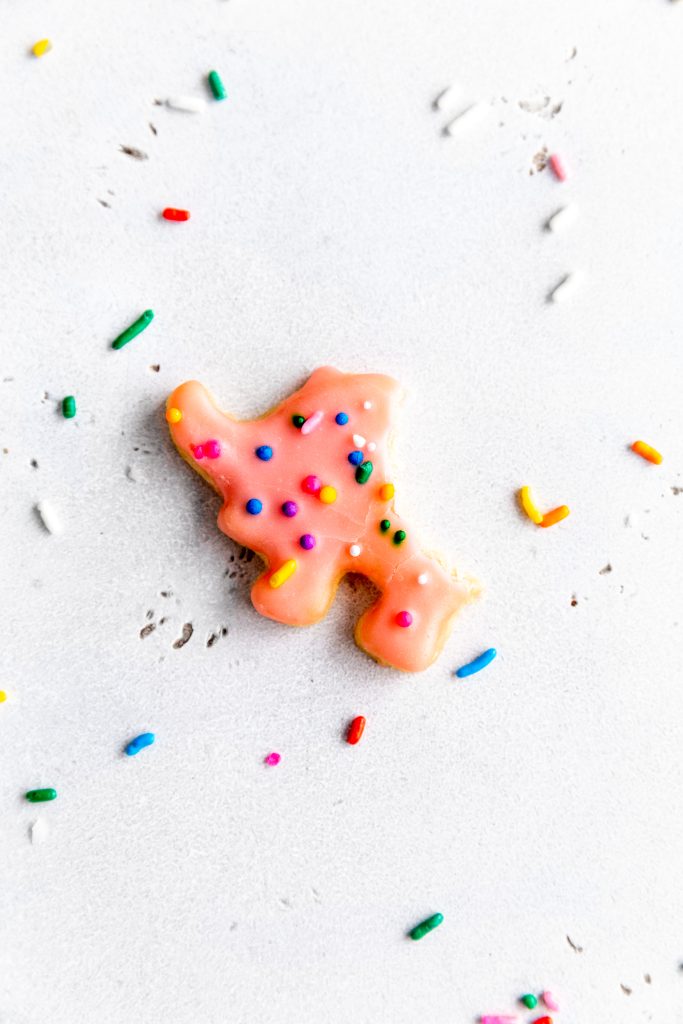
[319,485,337,504]
[292,415,305,429]
[205,440,221,459]
[380,519,391,533]
[0,691,7,703]
[166,406,182,424]
[299,533,316,550]
[264,752,281,766]
[281,500,298,517]
[395,610,413,628]
[255,445,273,461]
[335,412,349,425]
[348,450,364,466]
[302,475,321,494]
[246,498,263,515]
[349,544,361,557]
[521,995,538,1009]
[363,400,372,410]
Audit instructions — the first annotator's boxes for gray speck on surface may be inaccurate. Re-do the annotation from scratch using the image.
[146,609,154,620]
[173,622,193,649]
[160,590,173,598]
[598,563,612,575]
[149,122,158,135]
[97,199,111,208]
[30,459,38,468]
[644,973,652,984]
[119,145,149,160]
[140,623,156,639]
[567,46,577,60]
[567,934,583,952]
[672,486,683,495]
[620,984,632,996]
[150,364,160,373]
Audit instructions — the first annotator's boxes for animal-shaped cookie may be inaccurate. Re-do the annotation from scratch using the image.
[166,367,475,671]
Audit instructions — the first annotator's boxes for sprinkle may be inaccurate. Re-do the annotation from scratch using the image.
[281,500,298,517]
[205,439,221,459]
[547,203,579,233]
[549,271,583,304]
[166,95,207,113]
[542,993,559,1012]
[392,529,406,545]
[191,444,205,460]
[302,474,321,494]
[417,573,428,585]
[270,558,297,588]
[631,440,662,465]
[540,505,570,528]
[455,648,497,678]
[395,610,413,627]
[125,732,155,756]
[319,485,337,504]
[409,913,443,940]
[25,788,57,803]
[444,101,488,136]
[62,395,76,419]
[0,691,6,702]
[112,309,154,350]
[35,500,63,535]
[379,483,395,501]
[32,39,52,57]
[353,434,366,447]
[245,498,262,515]
[348,450,364,466]
[349,544,361,557]
[532,1018,552,1024]
[346,716,366,745]
[299,533,316,550]
[335,412,349,425]
[162,207,190,222]
[166,406,182,424]
[367,441,377,452]
[208,70,227,101]
[355,461,373,484]
[480,1018,518,1024]
[549,153,568,180]
[521,995,538,1009]
[301,410,324,435]
[434,84,461,111]
[292,414,305,428]
[255,445,273,461]
[380,519,391,533]
[29,818,49,845]
[363,400,372,410]
[264,752,281,766]
[519,486,543,525]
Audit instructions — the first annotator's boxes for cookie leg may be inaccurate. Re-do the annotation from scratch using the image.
[250,553,343,628]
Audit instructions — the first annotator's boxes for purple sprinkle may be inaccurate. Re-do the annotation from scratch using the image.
[281,500,298,517]
[299,533,316,550]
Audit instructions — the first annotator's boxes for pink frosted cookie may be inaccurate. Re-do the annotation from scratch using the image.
[166,366,475,671]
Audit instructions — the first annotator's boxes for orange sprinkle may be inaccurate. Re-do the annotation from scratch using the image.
[631,440,662,465]
[540,505,570,528]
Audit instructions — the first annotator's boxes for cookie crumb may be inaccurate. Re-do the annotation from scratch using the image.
[173,622,193,649]
[119,145,149,161]
[139,623,156,639]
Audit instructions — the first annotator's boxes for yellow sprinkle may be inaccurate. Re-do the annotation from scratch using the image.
[32,39,52,57]
[379,483,395,501]
[269,559,297,589]
[166,406,182,424]
[519,486,543,525]
[319,485,337,504]
[0,691,6,703]
[631,440,662,465]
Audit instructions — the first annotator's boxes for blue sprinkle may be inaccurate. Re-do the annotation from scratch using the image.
[454,648,497,679]
[255,445,273,461]
[335,412,349,425]
[125,732,155,756]
[245,498,263,515]
[347,450,363,466]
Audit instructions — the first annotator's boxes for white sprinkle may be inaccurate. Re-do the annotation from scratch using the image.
[301,409,324,435]
[349,544,361,557]
[166,95,207,114]
[352,434,366,448]
[417,572,429,585]
[363,400,372,410]
[549,271,584,304]
[433,84,462,112]
[35,500,63,535]
[547,203,579,234]
[29,818,49,845]
[367,441,377,452]
[444,101,488,137]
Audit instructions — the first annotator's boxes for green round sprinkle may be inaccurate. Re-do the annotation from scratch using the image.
[409,912,444,941]
[112,309,154,350]
[380,519,391,533]
[521,995,538,1009]
[393,529,406,545]
[355,460,373,484]
[292,415,305,429]
[208,70,227,101]
[25,788,57,803]
[62,395,76,419]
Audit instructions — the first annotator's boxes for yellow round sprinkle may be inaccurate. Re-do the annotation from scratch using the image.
[319,485,337,504]
[269,559,297,589]
[166,406,182,424]
[519,485,543,525]
[0,691,6,703]
[32,39,52,57]
[379,483,395,501]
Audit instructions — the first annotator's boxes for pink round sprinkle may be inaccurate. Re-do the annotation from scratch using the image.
[542,992,559,1012]
[395,610,413,628]
[281,500,298,517]
[205,439,221,459]
[302,474,321,494]
[549,153,567,181]
[264,752,281,766]
[191,444,205,460]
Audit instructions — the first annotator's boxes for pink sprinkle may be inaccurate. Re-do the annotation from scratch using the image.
[302,474,322,494]
[264,752,281,766]
[191,444,205,460]
[395,610,413,628]
[480,1017,518,1024]
[549,153,567,181]
[205,439,221,459]
[301,410,324,435]
[542,992,559,1012]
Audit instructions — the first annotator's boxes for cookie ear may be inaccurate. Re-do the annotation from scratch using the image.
[166,381,236,489]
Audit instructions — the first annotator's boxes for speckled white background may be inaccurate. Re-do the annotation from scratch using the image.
[2,1,683,1021]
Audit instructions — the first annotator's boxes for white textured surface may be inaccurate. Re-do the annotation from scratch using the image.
[2,1,683,1022]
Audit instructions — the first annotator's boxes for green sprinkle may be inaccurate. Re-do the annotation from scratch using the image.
[521,995,538,1010]
[112,309,154,350]
[393,529,406,545]
[62,395,76,419]
[292,414,305,429]
[409,913,443,941]
[25,788,57,803]
[355,460,373,484]
[380,519,391,533]
[208,70,227,101]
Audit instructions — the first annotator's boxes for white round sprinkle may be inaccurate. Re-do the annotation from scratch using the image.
[349,544,361,557]
[417,573,428,585]
[352,434,366,447]
[363,400,372,410]
[35,500,63,535]
[546,203,579,234]
[166,95,207,114]
[549,271,583,304]
[29,818,49,845]
[367,441,377,452]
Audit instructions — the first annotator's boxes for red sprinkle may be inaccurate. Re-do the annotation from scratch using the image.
[548,154,567,181]
[162,208,191,221]
[532,1017,553,1024]
[346,716,366,745]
